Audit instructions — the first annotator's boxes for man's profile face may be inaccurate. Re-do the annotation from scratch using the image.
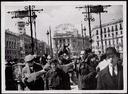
[106,49,119,66]
[51,63,57,71]
[106,49,114,59]
[111,55,119,66]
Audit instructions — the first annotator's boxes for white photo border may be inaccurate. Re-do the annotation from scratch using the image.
[1,1,127,93]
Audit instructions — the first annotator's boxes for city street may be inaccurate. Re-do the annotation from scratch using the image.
[1,1,126,93]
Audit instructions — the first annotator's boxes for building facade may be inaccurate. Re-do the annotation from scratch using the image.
[91,18,123,54]
[5,29,50,61]
[5,29,20,61]
[53,23,91,56]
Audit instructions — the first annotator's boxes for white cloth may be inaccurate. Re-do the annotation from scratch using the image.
[25,54,34,62]
[97,58,112,71]
[108,63,118,76]
[22,63,36,83]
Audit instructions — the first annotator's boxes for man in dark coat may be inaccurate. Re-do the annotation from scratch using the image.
[76,50,97,90]
[5,61,17,90]
[97,47,123,90]
[45,59,70,90]
[22,54,44,90]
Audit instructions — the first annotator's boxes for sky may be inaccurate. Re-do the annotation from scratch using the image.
[3,1,123,44]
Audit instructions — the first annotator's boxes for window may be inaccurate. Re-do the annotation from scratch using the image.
[115,24,118,31]
[108,27,110,32]
[112,33,114,37]
[109,40,111,46]
[67,39,70,43]
[63,39,65,43]
[108,34,110,37]
[60,40,61,43]
[121,38,123,43]
[113,40,115,45]
[111,26,114,32]
[97,36,99,39]
[104,28,106,33]
[105,40,107,45]
[116,32,118,35]
[120,23,123,30]
[6,41,8,48]
[97,42,99,46]
[96,30,99,35]
[9,41,11,48]
[11,42,13,48]
[121,31,123,34]
[104,34,106,38]
[116,38,118,44]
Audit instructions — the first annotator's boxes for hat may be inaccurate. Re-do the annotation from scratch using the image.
[106,47,118,55]
[50,59,58,65]
[25,54,34,62]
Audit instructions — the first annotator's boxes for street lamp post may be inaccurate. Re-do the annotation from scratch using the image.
[49,26,53,57]
[76,5,110,54]
[46,30,50,46]
[7,5,43,55]
[81,22,84,50]
[76,5,95,50]
[99,11,104,53]
[33,12,38,54]
[29,5,34,54]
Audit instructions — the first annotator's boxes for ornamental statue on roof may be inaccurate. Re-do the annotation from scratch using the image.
[54,23,78,34]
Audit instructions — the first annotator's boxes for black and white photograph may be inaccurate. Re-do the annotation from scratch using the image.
[1,1,127,93]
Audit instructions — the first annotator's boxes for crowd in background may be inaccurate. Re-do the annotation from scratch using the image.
[5,45,123,90]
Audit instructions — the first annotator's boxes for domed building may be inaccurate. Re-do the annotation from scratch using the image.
[53,23,91,57]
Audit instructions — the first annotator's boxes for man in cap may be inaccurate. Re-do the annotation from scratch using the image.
[76,50,98,90]
[45,59,71,90]
[97,47,123,90]
[22,54,45,90]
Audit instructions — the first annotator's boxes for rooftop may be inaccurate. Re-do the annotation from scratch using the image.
[92,18,123,31]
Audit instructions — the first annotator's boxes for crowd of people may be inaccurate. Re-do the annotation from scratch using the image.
[5,46,123,90]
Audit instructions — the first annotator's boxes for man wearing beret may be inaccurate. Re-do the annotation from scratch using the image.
[22,54,46,90]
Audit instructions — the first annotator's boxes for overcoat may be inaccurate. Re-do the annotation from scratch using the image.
[97,64,123,90]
